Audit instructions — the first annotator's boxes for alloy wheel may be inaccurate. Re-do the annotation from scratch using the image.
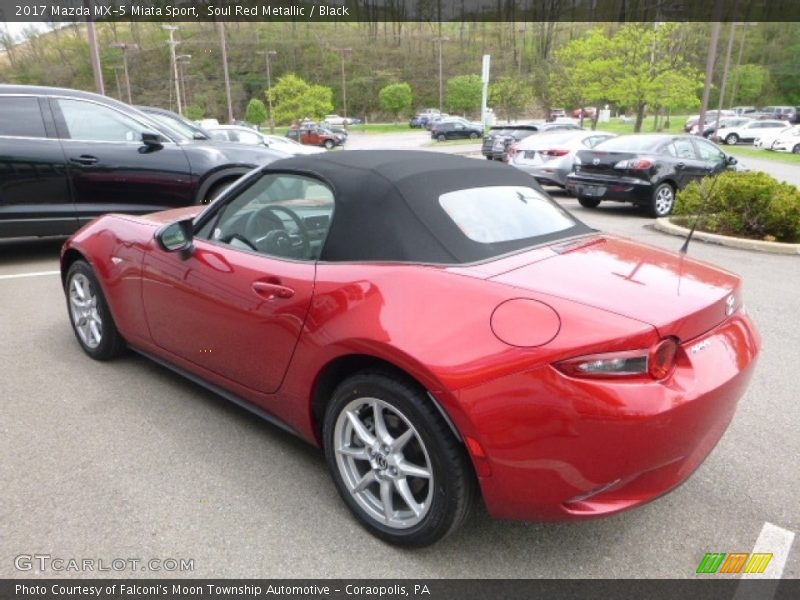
[654,184,675,217]
[68,273,103,349]
[333,397,434,529]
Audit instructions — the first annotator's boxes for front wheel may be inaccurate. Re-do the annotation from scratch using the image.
[324,139,335,150]
[793,144,800,154]
[323,373,475,547]
[65,260,126,360]
[469,132,478,140]
[437,134,446,142]
[725,133,739,145]
[648,182,675,218]
[578,196,601,208]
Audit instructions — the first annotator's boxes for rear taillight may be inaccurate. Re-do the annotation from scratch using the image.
[542,149,570,157]
[506,143,520,160]
[614,158,654,170]
[555,337,678,381]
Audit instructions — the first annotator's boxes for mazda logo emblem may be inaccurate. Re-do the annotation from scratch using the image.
[375,455,388,470]
[592,158,600,165]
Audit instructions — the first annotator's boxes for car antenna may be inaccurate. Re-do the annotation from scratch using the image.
[680,167,721,255]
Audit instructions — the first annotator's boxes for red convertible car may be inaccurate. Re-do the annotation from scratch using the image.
[61,151,760,546]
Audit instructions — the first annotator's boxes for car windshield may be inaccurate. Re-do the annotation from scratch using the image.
[143,112,196,141]
[439,185,576,244]
[593,136,664,152]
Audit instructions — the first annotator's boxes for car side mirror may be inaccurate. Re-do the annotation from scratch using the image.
[155,218,194,259]
[726,155,738,165]
[141,131,163,148]
[193,132,208,141]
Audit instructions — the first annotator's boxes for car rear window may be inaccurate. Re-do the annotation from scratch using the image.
[0,96,47,138]
[593,136,664,152]
[439,185,575,244]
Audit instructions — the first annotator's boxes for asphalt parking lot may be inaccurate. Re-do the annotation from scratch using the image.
[1,139,797,580]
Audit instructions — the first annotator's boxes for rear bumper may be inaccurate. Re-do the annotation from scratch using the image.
[459,312,760,521]
[514,163,570,187]
[565,173,653,203]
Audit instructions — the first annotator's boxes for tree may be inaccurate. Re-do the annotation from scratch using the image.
[268,74,334,125]
[489,76,532,122]
[729,64,770,105]
[245,98,268,126]
[446,74,482,116]
[184,105,204,121]
[378,82,413,122]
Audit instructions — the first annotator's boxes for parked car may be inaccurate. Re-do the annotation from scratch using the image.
[753,125,794,150]
[730,106,756,116]
[0,85,286,238]
[286,125,344,149]
[683,110,737,132]
[207,125,326,155]
[425,113,452,130]
[549,108,566,120]
[61,150,759,546]
[565,134,739,217]
[759,106,798,122]
[410,112,441,128]
[323,114,350,126]
[138,105,214,140]
[483,123,582,161]
[691,116,752,137]
[572,107,597,118]
[770,125,800,153]
[199,118,220,129]
[712,119,789,145]
[508,130,616,188]
[431,120,483,141]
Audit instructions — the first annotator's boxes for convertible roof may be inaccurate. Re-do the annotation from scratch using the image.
[264,150,592,264]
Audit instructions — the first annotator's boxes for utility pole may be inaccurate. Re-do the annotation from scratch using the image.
[162,25,182,115]
[112,66,123,99]
[176,54,192,112]
[257,50,278,133]
[334,47,351,120]
[697,21,721,136]
[712,21,737,139]
[433,37,449,113]
[86,19,104,94]
[218,22,234,123]
[110,42,138,104]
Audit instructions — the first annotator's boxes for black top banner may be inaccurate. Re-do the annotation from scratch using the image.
[1,0,799,23]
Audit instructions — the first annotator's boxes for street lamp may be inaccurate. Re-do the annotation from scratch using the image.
[110,42,138,104]
[257,50,278,133]
[162,25,182,115]
[334,47,352,121]
[176,54,191,112]
[433,37,449,113]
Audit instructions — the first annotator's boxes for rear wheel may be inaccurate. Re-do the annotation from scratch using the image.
[201,180,233,205]
[725,133,739,145]
[323,372,475,547]
[324,139,335,150]
[485,156,493,160]
[469,132,478,140]
[793,144,800,154]
[65,260,125,360]
[578,197,601,208]
[437,134,446,142]
[648,182,675,218]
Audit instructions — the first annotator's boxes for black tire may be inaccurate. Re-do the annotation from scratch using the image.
[323,372,475,547]
[647,182,676,218]
[324,139,335,150]
[65,260,126,361]
[485,156,493,160]
[793,144,800,154]
[437,134,446,142]
[578,196,601,208]
[469,132,479,140]
[201,180,233,205]
[725,133,739,145]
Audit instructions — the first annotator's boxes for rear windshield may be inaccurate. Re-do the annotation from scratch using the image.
[439,186,576,244]
[593,136,664,152]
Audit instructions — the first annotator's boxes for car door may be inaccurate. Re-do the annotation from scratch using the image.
[141,171,334,394]
[50,96,194,226]
[693,138,729,175]
[666,138,706,188]
[0,95,76,237]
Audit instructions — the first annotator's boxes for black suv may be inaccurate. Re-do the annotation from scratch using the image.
[0,85,286,238]
[431,120,483,141]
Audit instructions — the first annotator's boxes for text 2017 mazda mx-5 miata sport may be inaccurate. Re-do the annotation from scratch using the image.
[61,151,760,546]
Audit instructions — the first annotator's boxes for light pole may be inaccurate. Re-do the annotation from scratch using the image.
[334,47,352,120]
[162,25,182,115]
[433,37,449,113]
[176,54,191,112]
[257,50,277,133]
[218,22,234,123]
[112,66,123,99]
[110,42,138,104]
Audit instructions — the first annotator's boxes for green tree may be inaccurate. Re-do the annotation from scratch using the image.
[268,74,334,125]
[729,64,770,105]
[245,98,268,126]
[446,74,482,116]
[184,105,204,121]
[489,76,532,123]
[378,82,413,122]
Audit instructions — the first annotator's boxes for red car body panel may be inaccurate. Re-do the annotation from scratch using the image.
[61,205,760,521]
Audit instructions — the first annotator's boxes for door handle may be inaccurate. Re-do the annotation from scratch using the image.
[69,155,99,166]
[252,280,295,299]
[675,162,685,170]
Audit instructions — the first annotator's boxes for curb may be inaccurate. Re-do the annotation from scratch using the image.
[654,218,800,255]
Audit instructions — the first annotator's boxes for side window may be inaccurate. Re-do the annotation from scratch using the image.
[0,97,47,137]
[57,99,148,142]
[672,138,696,160]
[198,173,335,261]
[695,140,725,163]
[236,130,262,144]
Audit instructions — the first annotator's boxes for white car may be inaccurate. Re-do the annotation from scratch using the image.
[323,114,349,126]
[770,125,800,154]
[753,125,795,149]
[508,130,616,188]
[207,125,325,155]
[714,119,789,145]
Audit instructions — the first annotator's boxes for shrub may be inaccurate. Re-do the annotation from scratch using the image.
[674,171,800,243]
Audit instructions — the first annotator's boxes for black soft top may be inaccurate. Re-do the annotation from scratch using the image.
[263,150,592,264]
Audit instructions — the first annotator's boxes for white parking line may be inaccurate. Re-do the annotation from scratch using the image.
[741,522,795,579]
[0,270,60,281]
